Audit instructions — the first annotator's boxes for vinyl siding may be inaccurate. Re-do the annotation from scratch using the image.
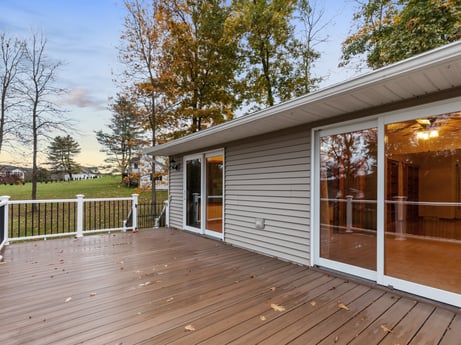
[225,128,311,265]
[168,156,183,229]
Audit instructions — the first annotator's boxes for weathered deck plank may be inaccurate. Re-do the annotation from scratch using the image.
[0,228,460,345]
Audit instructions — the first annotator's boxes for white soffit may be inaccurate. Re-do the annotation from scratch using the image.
[144,41,461,157]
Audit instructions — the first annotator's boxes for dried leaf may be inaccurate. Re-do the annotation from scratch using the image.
[334,335,339,343]
[260,315,266,321]
[338,303,350,311]
[270,287,276,291]
[185,324,196,332]
[65,297,72,303]
[270,303,286,312]
[310,300,317,306]
[380,324,393,333]
[166,297,174,302]
[89,292,97,297]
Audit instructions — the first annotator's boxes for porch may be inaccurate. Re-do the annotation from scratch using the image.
[0,228,459,345]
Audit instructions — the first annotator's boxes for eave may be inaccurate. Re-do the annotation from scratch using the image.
[144,41,461,157]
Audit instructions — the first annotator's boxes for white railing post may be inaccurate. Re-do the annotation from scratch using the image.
[346,195,353,233]
[76,194,84,238]
[132,194,138,232]
[1,196,10,246]
[394,196,407,240]
[165,199,170,228]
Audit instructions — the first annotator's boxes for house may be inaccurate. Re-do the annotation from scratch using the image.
[144,41,461,308]
[127,155,168,190]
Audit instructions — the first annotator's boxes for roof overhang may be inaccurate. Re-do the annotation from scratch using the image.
[144,41,461,157]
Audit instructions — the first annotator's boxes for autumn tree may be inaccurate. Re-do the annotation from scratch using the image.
[0,33,25,155]
[158,0,240,132]
[47,135,81,180]
[19,34,70,200]
[95,95,146,182]
[341,0,461,69]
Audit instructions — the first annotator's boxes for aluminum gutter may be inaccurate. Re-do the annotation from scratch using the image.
[144,41,461,157]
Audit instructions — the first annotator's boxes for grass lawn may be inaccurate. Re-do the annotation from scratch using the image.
[0,175,166,203]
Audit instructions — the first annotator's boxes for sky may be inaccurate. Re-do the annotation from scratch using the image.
[0,0,359,168]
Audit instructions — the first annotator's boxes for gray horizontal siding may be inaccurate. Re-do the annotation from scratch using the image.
[168,156,183,229]
[224,128,311,265]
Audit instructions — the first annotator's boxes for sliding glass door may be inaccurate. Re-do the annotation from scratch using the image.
[205,154,224,236]
[316,122,378,280]
[184,151,224,239]
[185,156,202,231]
[314,101,461,307]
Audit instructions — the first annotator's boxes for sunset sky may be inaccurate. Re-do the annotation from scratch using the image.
[0,0,358,168]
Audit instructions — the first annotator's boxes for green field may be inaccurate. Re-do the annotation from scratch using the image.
[0,175,167,202]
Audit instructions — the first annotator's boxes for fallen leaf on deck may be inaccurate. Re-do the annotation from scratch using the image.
[270,303,286,312]
[380,324,393,333]
[260,315,266,321]
[185,324,196,331]
[334,335,339,343]
[338,303,350,311]
[89,292,97,297]
[270,287,276,291]
[310,301,317,306]
[166,297,174,302]
[65,297,72,303]
[119,260,124,265]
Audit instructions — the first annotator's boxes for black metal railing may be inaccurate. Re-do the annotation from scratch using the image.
[137,202,166,229]
[7,200,78,239]
[84,199,132,232]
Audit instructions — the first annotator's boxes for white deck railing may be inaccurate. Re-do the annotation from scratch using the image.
[0,194,139,246]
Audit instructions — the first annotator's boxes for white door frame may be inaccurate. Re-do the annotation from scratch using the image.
[311,97,461,307]
[183,149,224,240]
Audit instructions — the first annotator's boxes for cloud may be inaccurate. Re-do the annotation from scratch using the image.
[62,88,106,110]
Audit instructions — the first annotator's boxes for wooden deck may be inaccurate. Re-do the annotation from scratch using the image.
[0,228,460,345]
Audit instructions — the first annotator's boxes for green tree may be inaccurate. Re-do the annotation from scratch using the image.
[47,135,81,180]
[228,0,302,109]
[95,95,147,182]
[341,0,461,69]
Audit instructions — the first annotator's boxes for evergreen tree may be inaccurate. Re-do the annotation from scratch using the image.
[47,135,81,180]
[95,95,147,182]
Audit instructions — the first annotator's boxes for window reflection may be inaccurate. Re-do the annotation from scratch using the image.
[385,111,461,294]
[320,128,377,270]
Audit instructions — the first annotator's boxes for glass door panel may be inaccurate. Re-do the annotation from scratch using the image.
[186,158,201,229]
[385,112,461,294]
[205,155,223,233]
[319,127,378,271]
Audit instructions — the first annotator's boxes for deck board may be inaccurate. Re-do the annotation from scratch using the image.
[0,228,460,345]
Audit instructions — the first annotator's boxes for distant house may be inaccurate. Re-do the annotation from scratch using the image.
[127,155,168,190]
[144,42,461,307]
[0,168,25,184]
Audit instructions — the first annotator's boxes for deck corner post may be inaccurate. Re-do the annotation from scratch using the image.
[76,194,84,238]
[132,194,138,232]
